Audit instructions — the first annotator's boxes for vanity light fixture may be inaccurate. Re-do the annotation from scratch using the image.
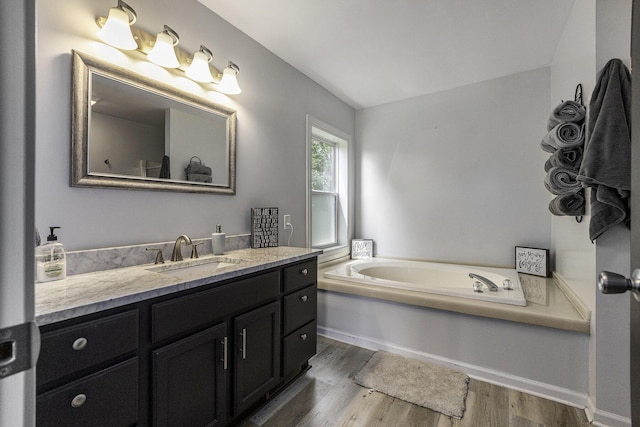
[217,61,242,95]
[147,25,180,69]
[94,4,242,95]
[96,0,138,50]
[185,45,215,83]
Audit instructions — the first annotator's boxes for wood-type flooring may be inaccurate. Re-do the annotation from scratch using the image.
[239,336,590,427]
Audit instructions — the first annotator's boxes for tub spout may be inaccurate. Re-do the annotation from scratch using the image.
[469,273,499,292]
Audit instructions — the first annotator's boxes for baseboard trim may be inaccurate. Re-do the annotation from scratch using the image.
[586,397,632,427]
[318,325,589,410]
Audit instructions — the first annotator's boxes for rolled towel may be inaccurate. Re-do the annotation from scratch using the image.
[186,173,213,183]
[540,122,585,152]
[549,192,585,216]
[544,167,582,195]
[544,147,583,172]
[547,100,586,130]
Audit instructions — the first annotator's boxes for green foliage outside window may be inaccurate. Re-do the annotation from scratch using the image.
[311,139,335,192]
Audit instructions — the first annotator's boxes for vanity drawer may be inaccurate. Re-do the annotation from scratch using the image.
[283,284,317,335]
[37,357,139,427]
[37,310,139,386]
[283,260,317,293]
[152,271,280,342]
[283,320,317,377]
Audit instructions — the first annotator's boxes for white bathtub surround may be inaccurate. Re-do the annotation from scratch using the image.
[325,258,526,306]
[65,234,251,275]
[320,259,589,333]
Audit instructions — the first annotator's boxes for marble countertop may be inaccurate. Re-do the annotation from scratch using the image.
[36,247,321,326]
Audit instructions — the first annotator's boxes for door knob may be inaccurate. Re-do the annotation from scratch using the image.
[598,270,640,294]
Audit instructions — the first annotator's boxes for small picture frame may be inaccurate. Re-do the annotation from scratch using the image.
[515,246,550,277]
[351,239,374,259]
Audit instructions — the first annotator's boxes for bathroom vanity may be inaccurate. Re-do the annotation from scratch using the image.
[34,248,318,426]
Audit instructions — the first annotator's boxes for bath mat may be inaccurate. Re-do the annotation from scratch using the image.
[353,351,469,418]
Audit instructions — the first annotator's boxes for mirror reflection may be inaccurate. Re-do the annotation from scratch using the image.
[72,50,236,194]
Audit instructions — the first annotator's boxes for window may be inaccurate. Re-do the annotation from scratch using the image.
[311,138,337,247]
[307,116,352,262]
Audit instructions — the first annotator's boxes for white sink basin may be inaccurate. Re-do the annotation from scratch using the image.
[146,257,244,277]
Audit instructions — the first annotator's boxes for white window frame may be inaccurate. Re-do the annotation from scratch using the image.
[306,115,353,263]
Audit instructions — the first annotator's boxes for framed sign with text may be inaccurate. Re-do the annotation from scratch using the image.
[515,246,550,277]
[351,239,374,259]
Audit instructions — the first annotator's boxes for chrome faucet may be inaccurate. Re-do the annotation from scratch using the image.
[171,234,193,261]
[469,273,499,292]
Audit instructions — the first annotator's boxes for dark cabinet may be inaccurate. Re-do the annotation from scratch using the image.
[152,323,227,427]
[36,257,317,426]
[233,301,281,415]
[36,310,139,427]
[282,260,318,379]
[37,358,138,427]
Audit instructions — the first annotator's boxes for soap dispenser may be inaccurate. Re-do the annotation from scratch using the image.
[212,224,225,255]
[35,226,67,283]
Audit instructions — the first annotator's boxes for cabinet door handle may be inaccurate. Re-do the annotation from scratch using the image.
[300,295,308,302]
[72,337,87,351]
[222,336,228,370]
[71,393,86,408]
[300,268,308,276]
[300,333,308,341]
[240,328,247,360]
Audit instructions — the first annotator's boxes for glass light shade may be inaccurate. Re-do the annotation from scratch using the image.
[97,7,137,50]
[147,32,180,68]
[218,66,242,95]
[185,51,214,83]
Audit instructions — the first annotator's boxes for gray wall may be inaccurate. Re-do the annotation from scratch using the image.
[355,68,551,267]
[35,0,355,251]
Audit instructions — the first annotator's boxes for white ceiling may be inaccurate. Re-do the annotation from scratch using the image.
[199,0,576,109]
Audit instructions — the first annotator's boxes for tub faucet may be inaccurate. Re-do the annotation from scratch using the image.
[469,273,499,292]
[171,234,193,261]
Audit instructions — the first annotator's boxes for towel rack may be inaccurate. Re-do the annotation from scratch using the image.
[574,83,584,224]
[555,83,585,223]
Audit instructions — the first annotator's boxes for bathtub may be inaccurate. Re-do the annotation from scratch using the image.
[324,258,526,306]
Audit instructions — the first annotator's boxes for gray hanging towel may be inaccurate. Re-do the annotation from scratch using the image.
[159,155,170,179]
[577,58,631,241]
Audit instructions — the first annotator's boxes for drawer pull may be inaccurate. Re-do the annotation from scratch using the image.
[300,295,308,302]
[300,333,308,341]
[72,338,87,351]
[240,329,247,360]
[71,394,86,408]
[300,268,308,276]
[222,336,228,370]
